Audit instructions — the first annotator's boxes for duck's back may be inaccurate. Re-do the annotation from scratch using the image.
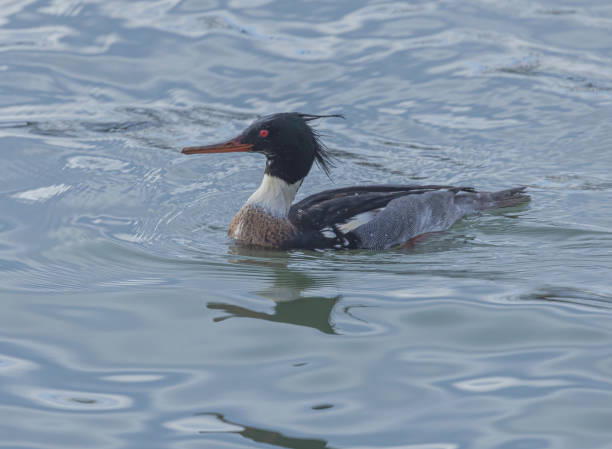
[288,185,529,250]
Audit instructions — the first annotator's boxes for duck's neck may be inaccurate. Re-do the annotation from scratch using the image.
[246,174,302,217]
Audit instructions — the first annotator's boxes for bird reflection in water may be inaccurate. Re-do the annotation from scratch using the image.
[196,412,333,449]
[207,248,342,334]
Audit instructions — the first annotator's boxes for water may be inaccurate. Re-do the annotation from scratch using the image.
[1,1,612,448]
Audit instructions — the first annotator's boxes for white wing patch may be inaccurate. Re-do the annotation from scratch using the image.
[336,210,380,233]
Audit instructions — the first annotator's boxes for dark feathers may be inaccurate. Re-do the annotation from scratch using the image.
[298,113,345,122]
[289,184,474,231]
[298,113,344,179]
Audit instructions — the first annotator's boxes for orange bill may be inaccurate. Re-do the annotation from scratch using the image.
[182,138,252,155]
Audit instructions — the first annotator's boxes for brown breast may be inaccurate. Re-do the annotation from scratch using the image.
[228,205,297,249]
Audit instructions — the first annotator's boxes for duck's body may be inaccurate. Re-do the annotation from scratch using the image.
[183,113,529,250]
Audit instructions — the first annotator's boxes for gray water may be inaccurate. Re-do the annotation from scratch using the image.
[1,1,612,448]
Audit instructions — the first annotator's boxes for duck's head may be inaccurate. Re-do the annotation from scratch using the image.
[182,112,342,184]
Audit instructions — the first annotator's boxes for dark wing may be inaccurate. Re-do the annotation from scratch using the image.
[289,184,474,232]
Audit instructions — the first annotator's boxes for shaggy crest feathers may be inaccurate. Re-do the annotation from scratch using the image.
[297,113,344,179]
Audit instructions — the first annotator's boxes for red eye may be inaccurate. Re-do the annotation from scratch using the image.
[259,129,269,138]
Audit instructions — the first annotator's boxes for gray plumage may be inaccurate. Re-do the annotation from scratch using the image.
[349,187,529,249]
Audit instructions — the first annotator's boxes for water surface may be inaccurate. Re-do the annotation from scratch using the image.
[1,1,612,448]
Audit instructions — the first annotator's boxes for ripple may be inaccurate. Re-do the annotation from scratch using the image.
[22,388,133,411]
[495,55,541,76]
[454,376,570,393]
[11,184,71,203]
[0,25,72,52]
[541,173,612,191]
[102,374,165,383]
[98,277,168,287]
[165,413,244,433]
[413,113,522,130]
[39,0,85,17]
[312,403,334,410]
[353,445,457,449]
[0,354,38,374]
[65,155,131,172]
[516,286,612,311]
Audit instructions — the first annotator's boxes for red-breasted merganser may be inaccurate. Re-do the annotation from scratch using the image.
[182,112,529,250]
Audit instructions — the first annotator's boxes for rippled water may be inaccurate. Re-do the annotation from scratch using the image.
[1,1,612,448]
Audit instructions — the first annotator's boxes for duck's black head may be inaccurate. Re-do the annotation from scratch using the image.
[182,112,342,184]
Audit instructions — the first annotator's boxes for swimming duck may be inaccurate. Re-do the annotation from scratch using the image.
[182,113,529,249]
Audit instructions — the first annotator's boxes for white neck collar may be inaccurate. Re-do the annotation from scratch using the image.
[246,174,302,217]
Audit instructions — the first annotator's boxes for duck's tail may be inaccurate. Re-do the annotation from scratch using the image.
[469,186,531,211]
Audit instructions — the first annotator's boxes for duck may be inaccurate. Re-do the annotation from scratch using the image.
[182,112,529,249]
